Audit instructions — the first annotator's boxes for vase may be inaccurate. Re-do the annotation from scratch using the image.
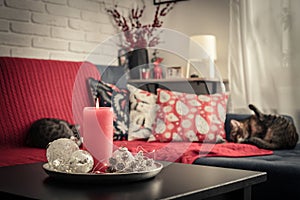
[127,48,149,79]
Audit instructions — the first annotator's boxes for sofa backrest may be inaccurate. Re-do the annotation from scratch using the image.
[0,57,100,147]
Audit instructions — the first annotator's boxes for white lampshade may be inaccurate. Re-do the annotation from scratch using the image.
[187,35,217,78]
[190,35,217,61]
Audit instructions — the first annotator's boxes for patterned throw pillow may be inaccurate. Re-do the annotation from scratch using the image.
[127,84,158,141]
[88,78,129,140]
[149,89,229,143]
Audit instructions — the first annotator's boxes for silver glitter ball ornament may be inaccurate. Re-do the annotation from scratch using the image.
[46,138,79,172]
[68,150,94,173]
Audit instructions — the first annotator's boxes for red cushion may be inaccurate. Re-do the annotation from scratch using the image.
[150,89,229,142]
[0,57,100,147]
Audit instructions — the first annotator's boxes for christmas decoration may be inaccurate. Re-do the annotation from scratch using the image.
[46,138,94,173]
[106,147,155,173]
[68,150,94,173]
[46,138,79,172]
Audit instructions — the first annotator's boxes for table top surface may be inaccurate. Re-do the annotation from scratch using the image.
[0,162,266,200]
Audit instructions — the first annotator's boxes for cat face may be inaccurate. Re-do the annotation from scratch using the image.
[230,104,266,143]
[230,119,250,143]
[230,116,265,143]
[58,121,82,146]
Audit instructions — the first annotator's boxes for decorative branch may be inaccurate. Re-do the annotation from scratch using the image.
[105,1,175,51]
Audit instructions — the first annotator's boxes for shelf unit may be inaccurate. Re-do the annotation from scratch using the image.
[128,78,228,94]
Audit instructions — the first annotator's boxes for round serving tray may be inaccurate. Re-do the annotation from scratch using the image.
[43,162,163,184]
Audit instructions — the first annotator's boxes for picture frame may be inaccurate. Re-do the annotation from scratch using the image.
[166,66,183,79]
[153,0,188,5]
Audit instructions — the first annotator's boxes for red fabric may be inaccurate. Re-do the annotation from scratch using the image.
[0,147,46,166]
[0,141,273,167]
[113,141,273,164]
[0,57,100,147]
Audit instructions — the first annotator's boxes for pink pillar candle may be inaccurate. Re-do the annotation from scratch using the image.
[83,107,113,167]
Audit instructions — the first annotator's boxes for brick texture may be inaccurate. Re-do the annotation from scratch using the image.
[0,7,30,22]
[68,0,99,12]
[51,27,85,41]
[11,47,49,59]
[0,20,9,31]
[11,21,50,36]
[69,19,99,32]
[42,0,67,5]
[0,0,120,61]
[69,41,97,53]
[32,13,67,27]
[5,0,45,12]
[32,37,68,50]
[0,33,31,47]
[46,4,80,18]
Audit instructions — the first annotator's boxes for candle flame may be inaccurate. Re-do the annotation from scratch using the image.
[96,98,99,108]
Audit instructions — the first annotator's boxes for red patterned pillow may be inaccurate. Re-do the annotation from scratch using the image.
[149,89,229,143]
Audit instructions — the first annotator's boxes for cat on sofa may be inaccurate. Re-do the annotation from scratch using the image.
[26,118,82,148]
[230,104,298,150]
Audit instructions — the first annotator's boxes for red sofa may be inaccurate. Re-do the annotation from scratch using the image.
[2,57,300,200]
[0,57,100,166]
[1,56,275,167]
[0,57,274,167]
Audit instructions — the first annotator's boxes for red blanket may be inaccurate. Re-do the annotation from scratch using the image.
[113,141,273,164]
[0,142,273,167]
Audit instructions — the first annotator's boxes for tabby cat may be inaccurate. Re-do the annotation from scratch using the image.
[230,104,298,150]
[26,118,82,148]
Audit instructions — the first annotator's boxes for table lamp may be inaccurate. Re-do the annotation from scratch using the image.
[187,35,217,78]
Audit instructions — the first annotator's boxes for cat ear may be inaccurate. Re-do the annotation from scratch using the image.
[75,124,80,130]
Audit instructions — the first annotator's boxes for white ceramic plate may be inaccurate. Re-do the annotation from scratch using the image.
[43,162,163,184]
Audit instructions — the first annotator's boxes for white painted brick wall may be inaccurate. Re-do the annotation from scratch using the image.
[5,0,45,12]
[51,27,85,40]
[0,20,9,31]
[69,19,99,32]
[32,37,68,50]
[0,7,31,21]
[11,21,50,36]
[32,13,67,27]
[0,32,31,46]
[0,0,120,62]
[11,47,49,59]
[43,0,67,5]
[68,0,99,12]
[69,41,97,53]
[0,45,10,55]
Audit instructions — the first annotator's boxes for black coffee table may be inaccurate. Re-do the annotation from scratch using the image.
[0,162,266,200]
